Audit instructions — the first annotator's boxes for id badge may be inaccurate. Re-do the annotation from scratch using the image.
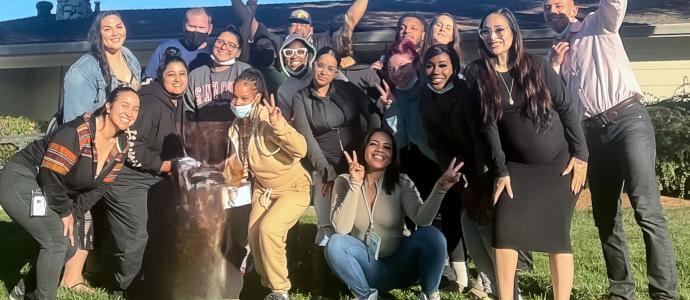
[365,230,382,260]
[30,189,47,217]
[221,184,252,209]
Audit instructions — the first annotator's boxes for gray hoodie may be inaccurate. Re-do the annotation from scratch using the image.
[276,34,316,119]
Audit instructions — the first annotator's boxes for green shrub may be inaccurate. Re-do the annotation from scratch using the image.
[0,116,41,167]
[647,93,690,199]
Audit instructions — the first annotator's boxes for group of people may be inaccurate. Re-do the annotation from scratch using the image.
[0,0,679,299]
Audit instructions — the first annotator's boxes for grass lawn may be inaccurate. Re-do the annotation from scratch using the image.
[1,206,688,300]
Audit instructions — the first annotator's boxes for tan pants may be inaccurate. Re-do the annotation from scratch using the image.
[248,180,310,294]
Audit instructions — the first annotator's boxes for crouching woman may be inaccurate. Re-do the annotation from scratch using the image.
[325,128,465,300]
[0,87,139,299]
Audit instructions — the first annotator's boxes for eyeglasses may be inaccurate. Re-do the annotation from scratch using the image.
[215,39,240,50]
[386,62,413,74]
[282,48,308,58]
[478,26,509,40]
[313,61,338,74]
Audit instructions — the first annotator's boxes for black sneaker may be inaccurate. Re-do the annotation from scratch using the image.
[264,292,288,300]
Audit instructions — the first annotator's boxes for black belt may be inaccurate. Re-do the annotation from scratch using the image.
[583,94,642,128]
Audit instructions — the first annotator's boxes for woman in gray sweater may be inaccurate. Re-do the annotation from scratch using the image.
[325,128,464,300]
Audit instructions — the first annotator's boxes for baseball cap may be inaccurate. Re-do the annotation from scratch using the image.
[287,9,312,25]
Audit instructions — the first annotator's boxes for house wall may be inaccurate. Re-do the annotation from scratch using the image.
[0,67,65,121]
[0,32,688,122]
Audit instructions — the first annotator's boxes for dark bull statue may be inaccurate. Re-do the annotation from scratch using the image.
[141,121,250,300]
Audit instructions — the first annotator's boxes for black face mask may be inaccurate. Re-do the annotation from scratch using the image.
[183,30,209,50]
[251,48,276,68]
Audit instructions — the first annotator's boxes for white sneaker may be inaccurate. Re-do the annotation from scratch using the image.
[451,261,469,289]
[353,288,378,300]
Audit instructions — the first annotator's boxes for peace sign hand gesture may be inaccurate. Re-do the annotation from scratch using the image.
[437,158,465,190]
[263,94,283,125]
[375,80,395,108]
[344,151,365,184]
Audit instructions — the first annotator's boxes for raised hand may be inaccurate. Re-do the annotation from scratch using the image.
[561,156,587,194]
[550,41,570,67]
[371,60,383,71]
[492,175,514,205]
[344,151,365,183]
[437,158,465,189]
[245,0,258,18]
[262,94,283,125]
[375,80,395,107]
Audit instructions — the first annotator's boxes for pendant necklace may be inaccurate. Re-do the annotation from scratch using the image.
[497,72,515,105]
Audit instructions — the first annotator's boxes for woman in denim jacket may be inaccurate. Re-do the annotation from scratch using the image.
[62,11,141,123]
[58,11,141,292]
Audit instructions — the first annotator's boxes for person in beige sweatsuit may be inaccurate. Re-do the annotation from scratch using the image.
[226,69,311,300]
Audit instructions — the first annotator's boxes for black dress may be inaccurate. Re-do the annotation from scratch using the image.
[465,56,588,253]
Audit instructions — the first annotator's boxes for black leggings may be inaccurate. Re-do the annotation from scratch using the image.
[400,144,466,262]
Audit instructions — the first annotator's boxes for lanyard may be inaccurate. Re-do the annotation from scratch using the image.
[361,177,382,232]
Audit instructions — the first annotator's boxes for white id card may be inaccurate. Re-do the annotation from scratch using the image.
[30,189,47,217]
[221,184,252,209]
[366,230,382,260]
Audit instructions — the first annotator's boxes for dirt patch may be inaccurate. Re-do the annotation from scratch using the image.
[575,189,690,209]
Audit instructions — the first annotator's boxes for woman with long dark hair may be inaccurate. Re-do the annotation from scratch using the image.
[63,11,141,123]
[55,11,141,293]
[326,128,464,300]
[126,47,189,298]
[1,87,139,300]
[291,47,381,246]
[465,8,588,299]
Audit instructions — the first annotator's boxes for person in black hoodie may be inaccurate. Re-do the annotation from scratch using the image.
[0,87,139,300]
[100,48,187,297]
[420,44,496,296]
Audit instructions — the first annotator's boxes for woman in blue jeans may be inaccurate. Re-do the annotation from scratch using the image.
[325,128,465,300]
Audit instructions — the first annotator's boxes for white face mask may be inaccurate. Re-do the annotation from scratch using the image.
[211,54,236,66]
[231,102,254,119]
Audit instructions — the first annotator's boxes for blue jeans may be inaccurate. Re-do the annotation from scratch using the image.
[586,103,678,299]
[324,226,447,298]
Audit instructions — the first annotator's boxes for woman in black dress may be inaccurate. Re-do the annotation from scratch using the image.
[464,9,588,300]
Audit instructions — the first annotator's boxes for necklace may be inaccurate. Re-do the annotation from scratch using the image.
[497,72,515,105]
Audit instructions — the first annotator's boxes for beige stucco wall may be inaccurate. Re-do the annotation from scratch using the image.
[632,60,690,100]
[0,49,153,122]
[0,34,688,122]
[0,67,65,121]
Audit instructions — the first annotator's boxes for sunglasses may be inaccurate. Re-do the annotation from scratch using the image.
[282,48,308,58]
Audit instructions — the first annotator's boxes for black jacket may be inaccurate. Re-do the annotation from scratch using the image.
[292,80,381,182]
[420,79,488,183]
[127,81,185,174]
